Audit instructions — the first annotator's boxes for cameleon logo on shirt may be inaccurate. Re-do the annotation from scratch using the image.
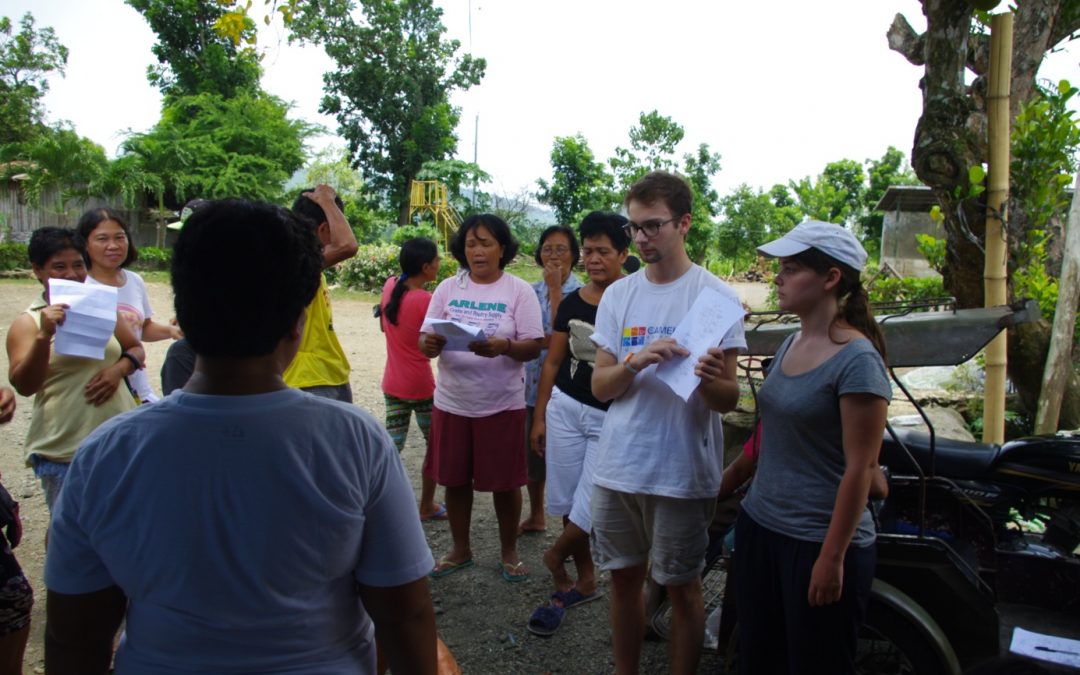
[621,325,676,347]
[448,299,507,313]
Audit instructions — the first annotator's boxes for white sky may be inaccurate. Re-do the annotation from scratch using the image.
[7,0,1079,200]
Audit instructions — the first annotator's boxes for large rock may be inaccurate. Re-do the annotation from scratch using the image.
[889,405,976,442]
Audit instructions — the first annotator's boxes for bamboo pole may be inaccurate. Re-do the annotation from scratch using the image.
[1034,173,1080,433]
[982,13,1012,445]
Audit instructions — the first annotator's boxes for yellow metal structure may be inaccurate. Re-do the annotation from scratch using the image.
[408,180,462,249]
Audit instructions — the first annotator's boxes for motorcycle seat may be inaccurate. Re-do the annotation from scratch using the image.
[880,427,1001,479]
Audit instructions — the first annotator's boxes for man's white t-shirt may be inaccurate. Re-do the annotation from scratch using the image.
[45,388,434,674]
[590,265,746,499]
[86,270,160,402]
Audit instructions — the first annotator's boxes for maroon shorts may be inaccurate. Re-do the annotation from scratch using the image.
[424,407,527,492]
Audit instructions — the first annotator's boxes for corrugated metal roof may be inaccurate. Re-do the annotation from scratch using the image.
[875,185,938,212]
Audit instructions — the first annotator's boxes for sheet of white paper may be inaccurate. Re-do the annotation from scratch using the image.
[48,279,118,360]
[1009,627,1080,668]
[422,318,488,352]
[655,287,744,402]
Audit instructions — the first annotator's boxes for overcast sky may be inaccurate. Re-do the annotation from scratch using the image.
[8,1,1078,200]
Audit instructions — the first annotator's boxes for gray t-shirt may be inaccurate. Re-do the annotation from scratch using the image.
[741,335,891,547]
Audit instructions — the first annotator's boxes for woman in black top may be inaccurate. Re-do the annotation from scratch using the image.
[527,212,630,636]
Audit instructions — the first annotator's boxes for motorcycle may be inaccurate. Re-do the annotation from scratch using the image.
[651,298,1080,674]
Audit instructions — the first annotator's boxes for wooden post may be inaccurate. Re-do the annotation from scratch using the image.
[1034,173,1080,433]
[982,12,1012,445]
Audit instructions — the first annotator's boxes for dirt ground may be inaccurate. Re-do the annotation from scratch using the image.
[0,278,770,674]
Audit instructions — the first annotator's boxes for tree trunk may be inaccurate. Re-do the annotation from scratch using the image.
[890,0,1080,431]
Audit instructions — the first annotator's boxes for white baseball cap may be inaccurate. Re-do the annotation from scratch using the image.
[757,220,868,271]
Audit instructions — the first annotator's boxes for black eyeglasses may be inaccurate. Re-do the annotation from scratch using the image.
[622,217,677,238]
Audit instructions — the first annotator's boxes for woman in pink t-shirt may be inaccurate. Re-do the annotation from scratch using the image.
[419,214,544,582]
[380,237,442,521]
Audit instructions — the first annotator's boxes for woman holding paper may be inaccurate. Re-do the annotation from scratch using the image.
[734,221,890,674]
[79,207,181,403]
[379,236,444,520]
[6,227,143,511]
[419,214,544,581]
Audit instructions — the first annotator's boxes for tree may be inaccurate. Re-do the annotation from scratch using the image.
[861,146,920,254]
[4,124,108,211]
[888,0,1080,428]
[789,159,866,226]
[290,0,486,225]
[125,0,262,99]
[120,91,313,204]
[0,12,68,145]
[536,134,619,225]
[607,111,722,262]
[295,146,385,243]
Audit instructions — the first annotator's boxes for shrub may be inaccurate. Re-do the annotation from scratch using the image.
[867,274,947,307]
[0,242,28,271]
[131,246,172,271]
[327,243,460,292]
[391,224,439,246]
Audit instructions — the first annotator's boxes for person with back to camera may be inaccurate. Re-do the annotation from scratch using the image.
[735,220,891,675]
[380,237,445,521]
[0,386,33,675]
[520,224,583,535]
[589,171,745,675]
[6,227,143,513]
[419,214,544,582]
[287,185,359,402]
[43,200,437,675]
[78,208,180,404]
[526,211,628,637]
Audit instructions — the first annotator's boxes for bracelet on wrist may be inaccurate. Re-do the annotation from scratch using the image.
[623,352,640,375]
[120,351,142,373]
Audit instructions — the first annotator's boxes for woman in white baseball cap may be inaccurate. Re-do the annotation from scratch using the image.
[733,220,891,673]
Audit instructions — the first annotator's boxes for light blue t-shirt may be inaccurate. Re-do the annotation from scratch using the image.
[46,388,433,674]
[524,275,583,406]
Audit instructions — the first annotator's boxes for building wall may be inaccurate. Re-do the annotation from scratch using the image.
[0,182,152,244]
[880,209,946,278]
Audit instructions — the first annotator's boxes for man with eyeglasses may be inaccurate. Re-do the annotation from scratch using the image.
[589,171,745,674]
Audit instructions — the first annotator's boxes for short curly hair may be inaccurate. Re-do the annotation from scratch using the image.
[532,225,580,268]
[28,227,83,267]
[449,214,519,270]
[171,200,322,358]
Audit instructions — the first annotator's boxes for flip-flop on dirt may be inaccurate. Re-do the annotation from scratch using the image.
[552,587,603,609]
[499,561,529,583]
[527,603,565,636]
[420,503,448,521]
[429,556,474,579]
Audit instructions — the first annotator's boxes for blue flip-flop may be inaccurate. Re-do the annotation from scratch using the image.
[552,588,603,609]
[420,503,448,521]
[499,561,530,583]
[527,603,566,636]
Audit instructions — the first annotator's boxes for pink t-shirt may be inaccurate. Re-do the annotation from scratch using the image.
[380,277,436,400]
[426,271,544,417]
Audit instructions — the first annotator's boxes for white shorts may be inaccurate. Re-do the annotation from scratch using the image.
[544,387,605,532]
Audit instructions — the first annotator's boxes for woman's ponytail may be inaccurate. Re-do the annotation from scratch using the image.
[839,280,887,362]
[383,237,439,326]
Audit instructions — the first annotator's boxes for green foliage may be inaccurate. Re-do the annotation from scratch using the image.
[0,242,28,271]
[915,233,946,273]
[391,224,438,245]
[789,159,865,225]
[536,134,619,224]
[290,0,486,222]
[1011,79,1079,232]
[861,146,919,256]
[867,274,947,305]
[130,246,171,271]
[417,159,490,214]
[715,184,802,274]
[329,242,458,292]
[0,12,68,145]
[125,0,262,99]
[121,92,313,203]
[2,125,109,210]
